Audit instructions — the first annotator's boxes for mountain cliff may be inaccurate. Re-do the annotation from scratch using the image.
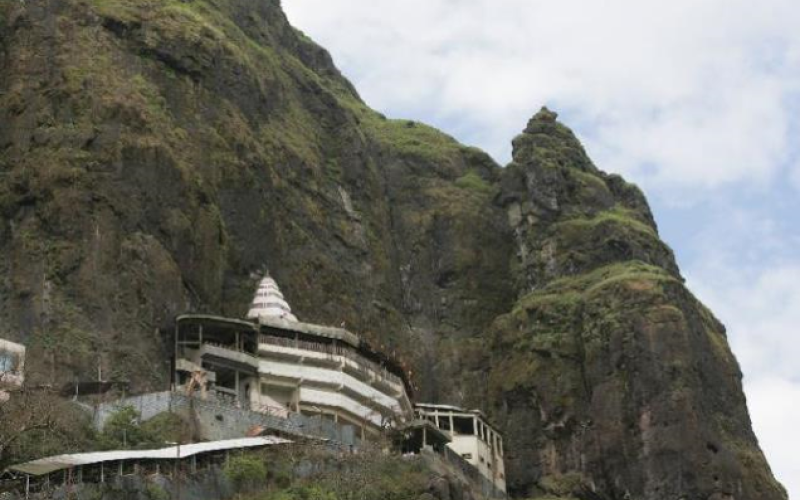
[0,0,786,498]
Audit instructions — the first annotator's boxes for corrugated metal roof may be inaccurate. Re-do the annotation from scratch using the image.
[10,436,291,476]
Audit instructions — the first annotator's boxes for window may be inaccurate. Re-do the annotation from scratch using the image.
[461,453,472,460]
[453,416,475,435]
[0,352,18,372]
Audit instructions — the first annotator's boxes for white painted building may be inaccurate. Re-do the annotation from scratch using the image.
[173,275,414,439]
[415,403,506,493]
[0,338,25,403]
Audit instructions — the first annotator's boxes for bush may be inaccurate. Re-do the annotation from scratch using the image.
[455,171,496,196]
[146,483,170,500]
[226,455,268,492]
[98,407,191,451]
[264,485,338,500]
[99,406,148,449]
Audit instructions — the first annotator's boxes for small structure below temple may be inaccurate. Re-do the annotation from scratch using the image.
[3,436,290,497]
[0,338,25,403]
[415,403,506,493]
[172,274,414,441]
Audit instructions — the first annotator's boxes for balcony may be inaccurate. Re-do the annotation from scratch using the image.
[198,343,260,371]
[258,335,404,390]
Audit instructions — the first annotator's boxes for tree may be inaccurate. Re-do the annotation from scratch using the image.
[98,406,191,450]
[0,388,94,471]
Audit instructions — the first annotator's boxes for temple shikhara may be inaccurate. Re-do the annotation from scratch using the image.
[173,275,414,439]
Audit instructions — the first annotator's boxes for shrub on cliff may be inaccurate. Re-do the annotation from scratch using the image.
[226,454,269,493]
[98,407,189,450]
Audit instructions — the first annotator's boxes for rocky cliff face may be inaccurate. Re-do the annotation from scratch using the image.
[0,0,786,498]
[474,110,786,499]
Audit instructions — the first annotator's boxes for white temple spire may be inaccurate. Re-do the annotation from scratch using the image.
[246,275,298,323]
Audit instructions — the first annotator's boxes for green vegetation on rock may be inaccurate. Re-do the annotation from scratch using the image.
[98,407,190,450]
[0,2,786,499]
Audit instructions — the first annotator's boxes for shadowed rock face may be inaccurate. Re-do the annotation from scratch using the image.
[0,1,786,499]
[479,110,785,499]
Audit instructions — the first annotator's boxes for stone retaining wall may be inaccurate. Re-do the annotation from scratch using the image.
[91,392,359,446]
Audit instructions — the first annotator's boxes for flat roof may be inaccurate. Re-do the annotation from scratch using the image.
[9,437,290,476]
[415,403,485,415]
[258,317,361,348]
[415,403,503,435]
[176,314,361,348]
[0,339,25,353]
[176,314,258,331]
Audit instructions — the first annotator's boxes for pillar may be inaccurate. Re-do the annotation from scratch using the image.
[235,371,240,402]
[174,323,179,390]
[423,426,428,448]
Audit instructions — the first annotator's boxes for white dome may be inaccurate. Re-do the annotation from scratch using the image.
[247,276,298,323]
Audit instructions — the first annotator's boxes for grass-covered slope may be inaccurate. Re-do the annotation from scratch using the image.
[0,0,512,396]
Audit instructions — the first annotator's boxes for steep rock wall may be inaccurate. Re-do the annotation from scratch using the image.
[0,1,785,498]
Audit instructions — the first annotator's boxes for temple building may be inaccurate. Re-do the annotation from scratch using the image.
[172,275,414,439]
[0,338,26,403]
[415,403,507,493]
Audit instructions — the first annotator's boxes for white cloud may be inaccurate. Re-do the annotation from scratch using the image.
[284,0,800,195]
[282,1,800,496]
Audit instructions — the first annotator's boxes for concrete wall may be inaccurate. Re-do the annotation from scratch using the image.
[91,392,360,447]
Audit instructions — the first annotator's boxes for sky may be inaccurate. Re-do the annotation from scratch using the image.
[283,0,800,496]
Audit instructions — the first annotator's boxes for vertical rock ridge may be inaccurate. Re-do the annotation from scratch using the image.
[0,2,786,499]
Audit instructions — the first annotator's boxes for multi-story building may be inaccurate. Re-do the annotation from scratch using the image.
[172,276,414,439]
[0,338,26,402]
[415,403,506,493]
